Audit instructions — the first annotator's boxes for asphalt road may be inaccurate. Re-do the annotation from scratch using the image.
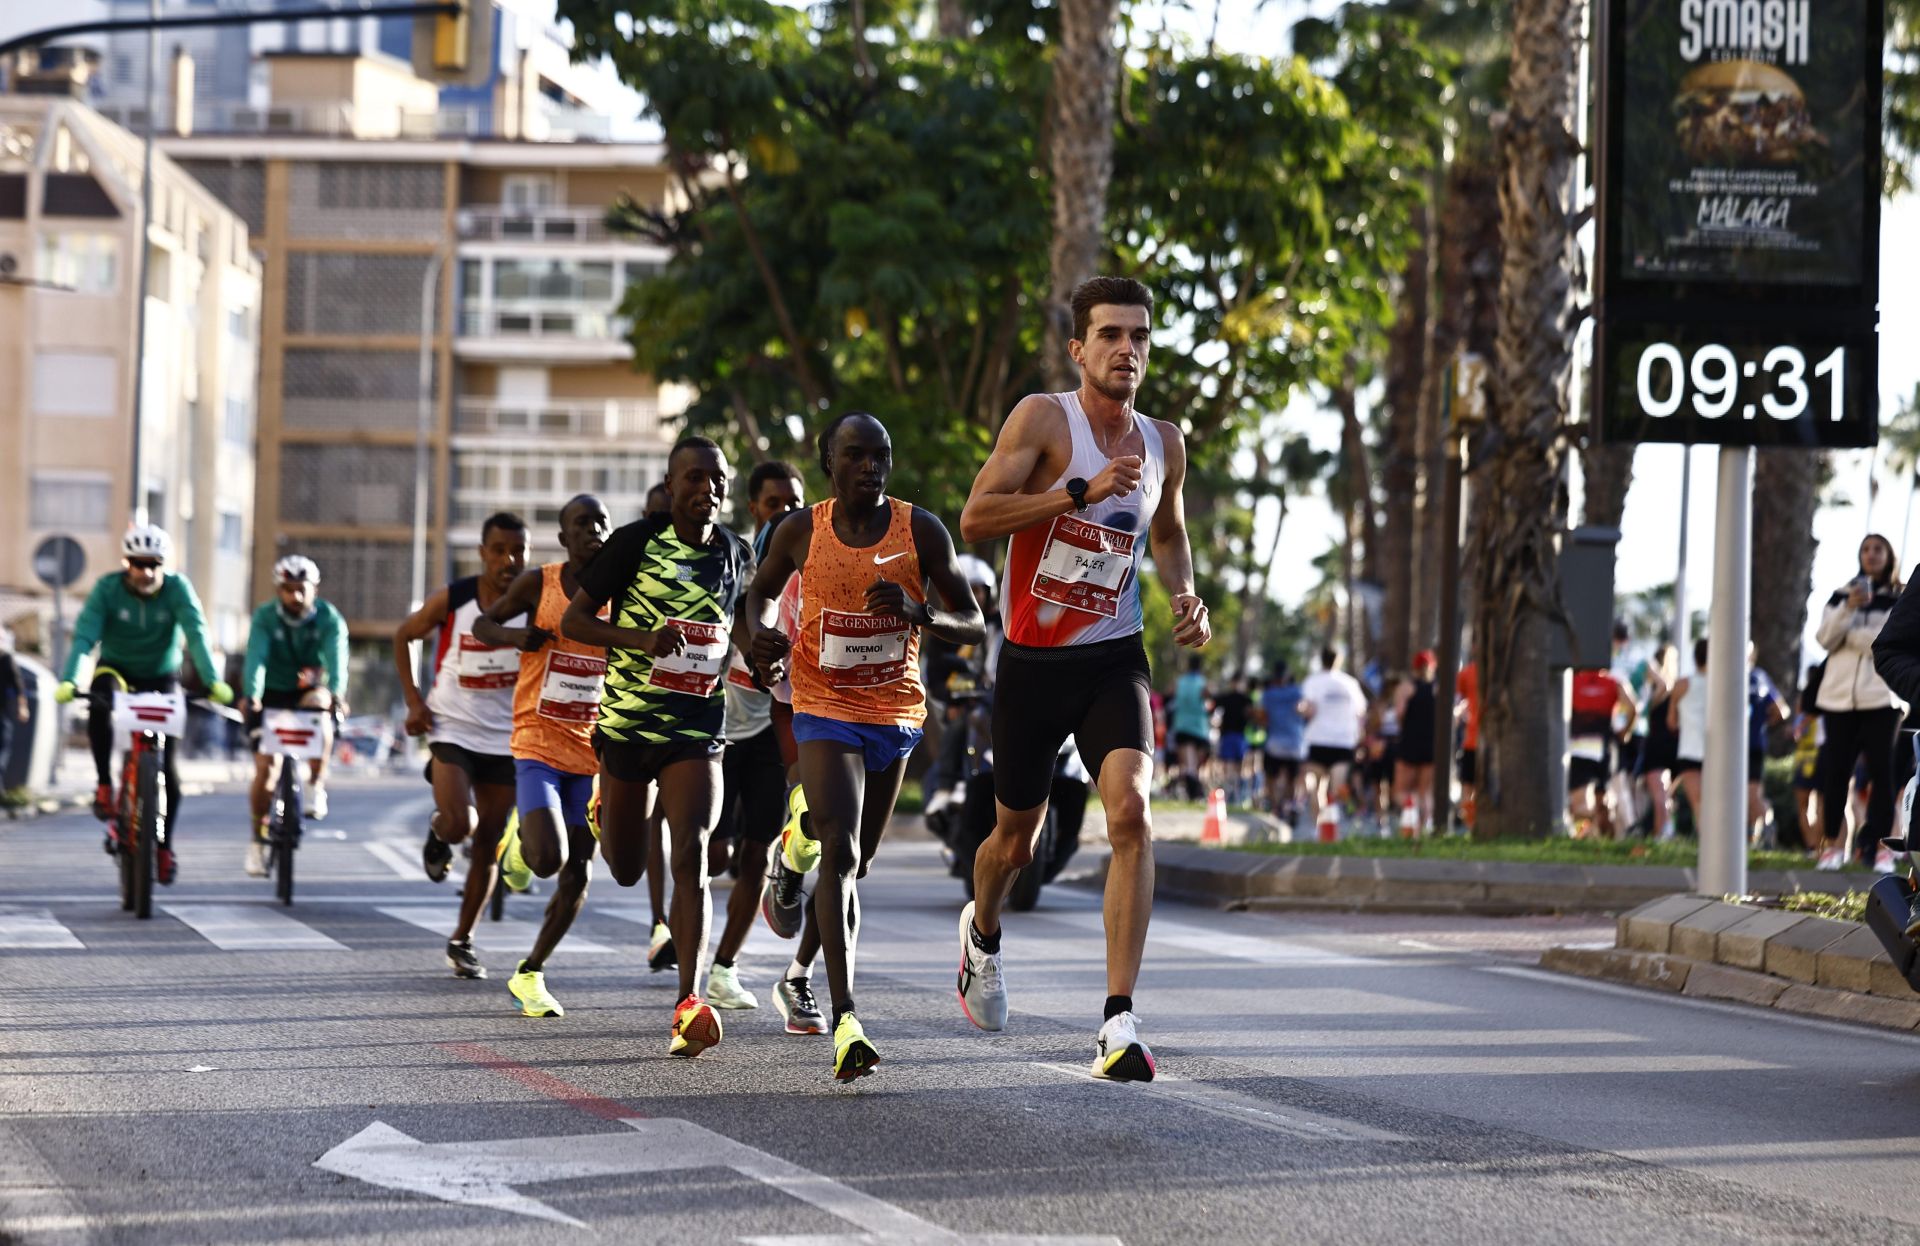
[5,777,1920,1245]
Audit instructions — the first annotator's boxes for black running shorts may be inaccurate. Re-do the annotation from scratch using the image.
[429,741,515,788]
[717,726,785,843]
[990,635,1153,812]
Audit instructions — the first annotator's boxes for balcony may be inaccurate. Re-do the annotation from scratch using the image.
[453,398,668,443]
[455,301,632,361]
[459,205,619,246]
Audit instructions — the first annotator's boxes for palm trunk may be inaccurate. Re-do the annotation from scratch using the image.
[1749,448,1825,709]
[1335,381,1378,665]
[1379,201,1429,671]
[1579,442,1635,528]
[1042,0,1122,393]
[1471,0,1582,839]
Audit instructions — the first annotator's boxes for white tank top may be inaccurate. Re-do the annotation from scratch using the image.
[1000,392,1165,648]
[1677,675,1711,763]
[427,576,521,757]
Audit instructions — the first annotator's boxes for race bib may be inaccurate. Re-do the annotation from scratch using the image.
[457,634,518,690]
[1569,734,1607,762]
[537,650,607,723]
[1031,515,1135,618]
[818,609,910,689]
[645,619,727,696]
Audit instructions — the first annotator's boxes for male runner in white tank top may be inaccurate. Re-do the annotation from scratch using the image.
[955,276,1210,1081]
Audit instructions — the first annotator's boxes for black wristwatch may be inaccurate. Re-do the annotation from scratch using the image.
[1065,477,1090,512]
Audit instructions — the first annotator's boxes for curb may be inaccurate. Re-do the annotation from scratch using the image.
[1146,841,1860,916]
[1541,896,1920,1033]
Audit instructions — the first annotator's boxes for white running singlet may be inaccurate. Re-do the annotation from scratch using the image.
[426,576,521,757]
[1001,392,1165,648]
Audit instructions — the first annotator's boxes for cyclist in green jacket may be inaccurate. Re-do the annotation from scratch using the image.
[240,555,348,876]
[54,525,232,882]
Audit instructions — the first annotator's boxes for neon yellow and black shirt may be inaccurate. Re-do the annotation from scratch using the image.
[576,515,751,744]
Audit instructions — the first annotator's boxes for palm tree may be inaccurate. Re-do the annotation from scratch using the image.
[1043,0,1123,392]
[1467,0,1582,838]
[1749,449,1826,710]
[1883,385,1920,556]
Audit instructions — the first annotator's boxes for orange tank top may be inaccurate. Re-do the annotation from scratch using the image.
[511,563,609,774]
[790,498,927,728]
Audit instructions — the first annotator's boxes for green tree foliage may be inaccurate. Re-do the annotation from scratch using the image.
[558,0,1442,674]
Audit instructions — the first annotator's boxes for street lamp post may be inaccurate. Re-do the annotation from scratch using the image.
[127,0,161,526]
[410,249,446,613]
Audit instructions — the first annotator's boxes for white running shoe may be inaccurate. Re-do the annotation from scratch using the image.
[1092,1011,1157,1082]
[706,962,759,1010]
[244,839,269,878]
[305,780,328,821]
[1876,844,1900,875]
[1817,847,1846,872]
[956,901,1007,1031]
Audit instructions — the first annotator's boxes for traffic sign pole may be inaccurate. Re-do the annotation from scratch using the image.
[1698,447,1753,897]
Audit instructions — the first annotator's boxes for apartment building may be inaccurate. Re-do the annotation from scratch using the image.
[0,90,263,656]
[157,49,677,636]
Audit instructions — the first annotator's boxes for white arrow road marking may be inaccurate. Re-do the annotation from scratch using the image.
[374,906,617,954]
[315,1117,1123,1242]
[0,907,83,949]
[161,904,347,951]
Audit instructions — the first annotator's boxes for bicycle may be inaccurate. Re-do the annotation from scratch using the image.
[254,707,329,906]
[77,677,237,919]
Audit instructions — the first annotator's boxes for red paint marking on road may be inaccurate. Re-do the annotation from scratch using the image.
[438,1040,647,1122]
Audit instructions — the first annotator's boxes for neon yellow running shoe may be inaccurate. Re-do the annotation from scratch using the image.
[832,1012,879,1082]
[780,784,820,875]
[507,959,563,1017]
[586,780,602,841]
[496,812,531,893]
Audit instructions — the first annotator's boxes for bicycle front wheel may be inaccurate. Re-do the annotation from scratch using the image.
[274,763,301,906]
[133,747,160,920]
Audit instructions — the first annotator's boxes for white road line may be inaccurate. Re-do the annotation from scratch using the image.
[375,906,618,955]
[1044,909,1391,968]
[1033,1062,1405,1143]
[161,904,348,951]
[365,840,463,884]
[0,907,83,949]
[1483,963,1920,1047]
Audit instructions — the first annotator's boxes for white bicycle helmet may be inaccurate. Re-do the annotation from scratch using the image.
[954,554,996,591]
[273,554,321,585]
[122,523,172,563]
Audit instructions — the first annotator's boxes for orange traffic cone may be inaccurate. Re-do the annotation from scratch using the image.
[1201,788,1226,844]
[1316,799,1340,843]
[1399,796,1420,840]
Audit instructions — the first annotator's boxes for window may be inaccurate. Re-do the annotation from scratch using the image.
[223,395,251,446]
[503,175,555,209]
[218,509,244,554]
[32,350,117,416]
[30,474,111,531]
[490,259,613,303]
[35,232,117,294]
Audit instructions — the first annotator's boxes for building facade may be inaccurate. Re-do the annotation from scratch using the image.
[159,52,677,636]
[0,93,262,656]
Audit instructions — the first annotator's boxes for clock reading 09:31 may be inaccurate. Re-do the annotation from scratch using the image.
[1634,342,1846,423]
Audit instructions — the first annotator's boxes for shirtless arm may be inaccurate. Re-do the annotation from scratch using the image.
[392,587,452,736]
[869,508,984,646]
[959,395,1142,543]
[745,511,810,683]
[471,567,550,652]
[1147,421,1209,648]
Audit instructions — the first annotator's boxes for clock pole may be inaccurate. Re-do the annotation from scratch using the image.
[1698,446,1753,897]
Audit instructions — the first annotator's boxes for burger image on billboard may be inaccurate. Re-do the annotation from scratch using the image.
[1673,58,1826,166]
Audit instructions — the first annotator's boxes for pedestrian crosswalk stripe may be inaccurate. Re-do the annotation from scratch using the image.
[161,904,349,951]
[374,906,619,955]
[0,907,84,949]
[365,840,463,884]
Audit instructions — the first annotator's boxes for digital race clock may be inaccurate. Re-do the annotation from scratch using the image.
[1594,319,1877,447]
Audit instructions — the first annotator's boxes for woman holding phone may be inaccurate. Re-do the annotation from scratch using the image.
[1812,534,1904,870]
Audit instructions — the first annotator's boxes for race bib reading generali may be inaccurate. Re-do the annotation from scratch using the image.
[818,609,910,689]
[645,619,728,697]
[537,651,607,723]
[457,635,519,690]
[1032,515,1136,618]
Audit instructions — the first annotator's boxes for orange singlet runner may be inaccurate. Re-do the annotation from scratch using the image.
[510,563,608,774]
[789,497,926,729]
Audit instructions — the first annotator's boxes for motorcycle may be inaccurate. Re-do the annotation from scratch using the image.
[925,687,1089,911]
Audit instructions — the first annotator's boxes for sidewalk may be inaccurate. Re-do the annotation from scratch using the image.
[1127,805,1860,915]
